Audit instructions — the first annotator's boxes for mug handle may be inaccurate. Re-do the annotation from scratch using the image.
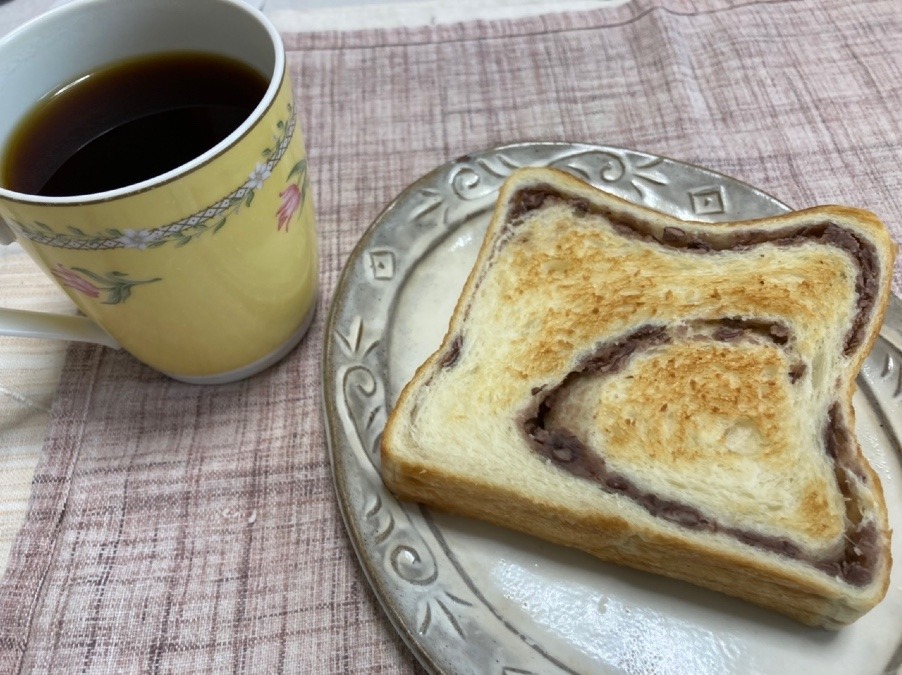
[0,220,121,349]
[0,308,120,348]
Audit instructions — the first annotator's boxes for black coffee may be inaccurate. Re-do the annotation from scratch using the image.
[1,51,268,196]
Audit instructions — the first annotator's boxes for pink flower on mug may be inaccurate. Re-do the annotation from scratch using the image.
[51,263,100,298]
[276,158,308,233]
[277,184,301,231]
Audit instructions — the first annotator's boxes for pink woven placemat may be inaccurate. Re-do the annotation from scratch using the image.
[1,0,900,671]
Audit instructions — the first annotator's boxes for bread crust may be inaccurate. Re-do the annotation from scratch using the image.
[381,167,896,628]
[383,448,889,628]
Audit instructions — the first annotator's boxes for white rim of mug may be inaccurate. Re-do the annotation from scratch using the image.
[0,0,286,207]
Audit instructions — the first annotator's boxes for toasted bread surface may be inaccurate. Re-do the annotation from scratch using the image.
[381,167,896,628]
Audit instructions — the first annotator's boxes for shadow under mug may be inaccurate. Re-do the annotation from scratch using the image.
[0,0,318,384]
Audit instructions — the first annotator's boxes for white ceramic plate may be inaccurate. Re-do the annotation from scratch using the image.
[322,142,902,675]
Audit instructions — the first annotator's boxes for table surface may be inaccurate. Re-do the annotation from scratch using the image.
[1,2,901,673]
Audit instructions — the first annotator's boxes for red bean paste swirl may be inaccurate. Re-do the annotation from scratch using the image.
[504,186,882,586]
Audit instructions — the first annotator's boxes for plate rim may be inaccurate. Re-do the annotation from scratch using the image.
[321,141,902,674]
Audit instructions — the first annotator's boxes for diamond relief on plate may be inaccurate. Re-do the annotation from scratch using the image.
[690,185,727,215]
[368,250,396,280]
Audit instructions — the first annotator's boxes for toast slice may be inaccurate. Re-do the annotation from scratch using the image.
[380,167,897,628]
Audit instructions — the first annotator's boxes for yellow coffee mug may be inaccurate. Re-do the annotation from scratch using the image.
[0,0,317,384]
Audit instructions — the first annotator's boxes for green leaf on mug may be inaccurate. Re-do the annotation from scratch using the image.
[288,159,307,180]
[72,267,106,283]
[68,267,161,305]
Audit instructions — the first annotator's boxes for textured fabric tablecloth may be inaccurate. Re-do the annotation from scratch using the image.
[1,0,900,671]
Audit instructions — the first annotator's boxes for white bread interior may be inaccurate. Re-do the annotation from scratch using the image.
[380,167,896,628]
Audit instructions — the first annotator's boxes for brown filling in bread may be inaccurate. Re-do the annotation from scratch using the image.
[519,323,876,586]
[447,185,883,586]
[506,186,880,355]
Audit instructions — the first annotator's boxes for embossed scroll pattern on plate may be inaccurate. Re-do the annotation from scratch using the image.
[322,143,902,675]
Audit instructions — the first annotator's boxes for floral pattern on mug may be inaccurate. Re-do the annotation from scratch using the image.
[10,102,298,253]
[277,185,301,231]
[52,263,161,305]
[52,264,100,298]
[115,228,166,250]
[246,163,272,191]
[14,103,305,307]
[277,158,308,232]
